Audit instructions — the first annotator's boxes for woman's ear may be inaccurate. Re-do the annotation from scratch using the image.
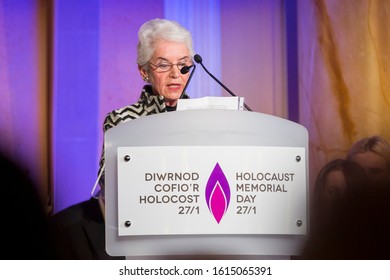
[139,65,150,83]
[138,65,147,78]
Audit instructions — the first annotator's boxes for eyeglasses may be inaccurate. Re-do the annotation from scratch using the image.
[148,61,192,73]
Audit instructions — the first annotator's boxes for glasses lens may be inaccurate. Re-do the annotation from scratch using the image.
[156,64,171,72]
[177,63,188,70]
[150,61,191,73]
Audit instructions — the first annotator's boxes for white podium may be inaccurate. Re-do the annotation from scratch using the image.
[104,109,309,258]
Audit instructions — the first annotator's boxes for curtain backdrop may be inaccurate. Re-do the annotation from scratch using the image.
[0,0,286,213]
[298,0,390,189]
[2,0,388,214]
[0,0,50,206]
[0,0,390,211]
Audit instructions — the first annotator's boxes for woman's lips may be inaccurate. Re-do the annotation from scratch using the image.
[167,83,182,90]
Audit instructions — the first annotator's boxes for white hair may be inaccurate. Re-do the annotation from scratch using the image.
[137,18,194,69]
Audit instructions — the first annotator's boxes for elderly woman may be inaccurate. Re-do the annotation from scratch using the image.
[50,19,195,260]
[97,18,195,187]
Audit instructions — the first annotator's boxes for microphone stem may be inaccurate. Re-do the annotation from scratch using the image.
[199,62,236,97]
[180,65,196,99]
[199,62,252,111]
[244,103,252,111]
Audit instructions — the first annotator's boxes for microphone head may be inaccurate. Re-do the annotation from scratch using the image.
[180,65,193,74]
[194,54,202,64]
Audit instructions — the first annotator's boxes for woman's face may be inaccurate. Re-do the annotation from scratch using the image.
[139,40,191,107]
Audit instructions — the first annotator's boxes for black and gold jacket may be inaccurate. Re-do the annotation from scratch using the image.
[97,85,189,185]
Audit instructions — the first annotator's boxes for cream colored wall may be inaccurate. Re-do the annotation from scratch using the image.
[221,0,287,117]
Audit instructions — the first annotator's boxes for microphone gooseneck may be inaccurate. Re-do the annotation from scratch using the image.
[179,64,196,99]
[194,54,252,111]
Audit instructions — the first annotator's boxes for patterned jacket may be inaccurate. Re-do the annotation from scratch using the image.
[97,85,189,186]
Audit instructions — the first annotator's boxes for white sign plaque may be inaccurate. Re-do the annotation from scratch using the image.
[117,146,306,236]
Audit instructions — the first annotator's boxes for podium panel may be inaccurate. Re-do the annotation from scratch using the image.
[105,109,309,258]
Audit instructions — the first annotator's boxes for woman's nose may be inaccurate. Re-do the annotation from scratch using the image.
[169,65,181,78]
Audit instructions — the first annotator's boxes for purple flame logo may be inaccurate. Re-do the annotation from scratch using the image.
[205,163,230,223]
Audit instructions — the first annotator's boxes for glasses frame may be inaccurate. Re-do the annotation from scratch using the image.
[148,60,193,73]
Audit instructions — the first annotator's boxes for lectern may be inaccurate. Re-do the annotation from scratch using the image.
[104,109,309,258]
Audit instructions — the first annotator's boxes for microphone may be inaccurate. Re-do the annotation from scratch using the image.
[180,64,195,74]
[179,64,196,99]
[194,54,252,111]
